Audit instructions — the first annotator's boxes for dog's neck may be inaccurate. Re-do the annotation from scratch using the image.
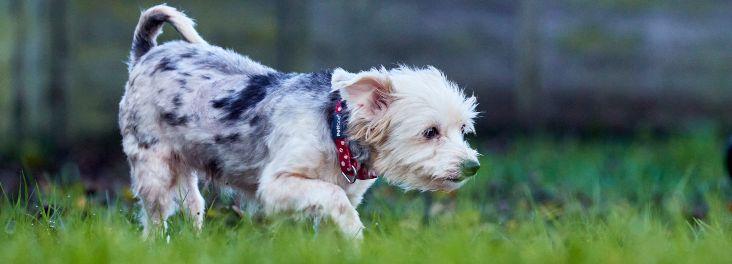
[328,91,377,181]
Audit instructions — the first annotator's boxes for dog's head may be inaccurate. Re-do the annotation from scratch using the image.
[333,66,479,191]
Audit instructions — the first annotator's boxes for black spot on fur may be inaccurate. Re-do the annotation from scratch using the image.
[205,159,222,178]
[180,50,197,59]
[201,74,211,80]
[123,112,140,135]
[176,78,191,92]
[128,74,140,88]
[172,95,182,108]
[211,73,282,121]
[214,133,240,144]
[211,99,226,109]
[160,112,189,126]
[249,115,261,126]
[139,48,166,64]
[131,13,169,63]
[249,118,269,139]
[150,57,177,76]
[230,115,271,165]
[248,74,278,91]
[303,70,333,91]
[180,72,192,77]
[123,111,159,149]
[138,136,159,149]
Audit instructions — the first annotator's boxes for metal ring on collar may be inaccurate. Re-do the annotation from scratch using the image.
[341,165,357,183]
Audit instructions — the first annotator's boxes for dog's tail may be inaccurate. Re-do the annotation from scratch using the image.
[129,4,207,66]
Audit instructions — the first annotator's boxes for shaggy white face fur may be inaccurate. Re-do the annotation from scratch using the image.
[120,5,480,239]
[333,67,479,192]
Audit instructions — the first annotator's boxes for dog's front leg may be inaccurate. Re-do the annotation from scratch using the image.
[258,174,364,239]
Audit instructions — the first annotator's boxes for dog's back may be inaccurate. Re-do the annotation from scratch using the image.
[121,41,338,174]
[120,5,337,234]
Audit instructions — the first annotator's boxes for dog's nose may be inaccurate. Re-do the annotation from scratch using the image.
[460,160,480,177]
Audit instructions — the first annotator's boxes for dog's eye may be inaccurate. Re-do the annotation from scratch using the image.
[423,127,439,139]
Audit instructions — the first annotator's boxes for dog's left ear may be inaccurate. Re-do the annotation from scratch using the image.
[332,68,393,119]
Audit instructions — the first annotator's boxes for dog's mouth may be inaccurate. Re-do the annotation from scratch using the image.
[436,172,466,183]
[442,176,464,183]
[423,175,466,191]
[429,169,465,183]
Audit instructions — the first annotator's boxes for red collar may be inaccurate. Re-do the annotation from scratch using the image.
[332,100,377,183]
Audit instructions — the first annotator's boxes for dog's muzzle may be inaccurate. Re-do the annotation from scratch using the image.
[460,160,480,178]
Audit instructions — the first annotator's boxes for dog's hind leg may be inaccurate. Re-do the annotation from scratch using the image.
[127,144,182,238]
[176,171,205,230]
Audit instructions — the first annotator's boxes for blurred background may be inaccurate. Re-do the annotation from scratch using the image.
[0,0,731,219]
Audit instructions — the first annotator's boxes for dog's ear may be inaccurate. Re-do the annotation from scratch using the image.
[332,68,393,119]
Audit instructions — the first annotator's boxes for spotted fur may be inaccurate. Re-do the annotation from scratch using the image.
[120,5,479,239]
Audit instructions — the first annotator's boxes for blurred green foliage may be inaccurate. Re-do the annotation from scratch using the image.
[1,128,731,262]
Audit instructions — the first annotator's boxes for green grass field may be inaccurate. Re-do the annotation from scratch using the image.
[2,128,732,263]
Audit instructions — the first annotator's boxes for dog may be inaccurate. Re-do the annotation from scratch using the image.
[119,4,480,239]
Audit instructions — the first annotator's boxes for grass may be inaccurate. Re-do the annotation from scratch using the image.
[2,128,732,263]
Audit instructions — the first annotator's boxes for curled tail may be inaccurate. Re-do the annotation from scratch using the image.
[129,4,207,67]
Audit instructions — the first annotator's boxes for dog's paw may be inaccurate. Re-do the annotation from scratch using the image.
[347,225,365,240]
[339,220,365,240]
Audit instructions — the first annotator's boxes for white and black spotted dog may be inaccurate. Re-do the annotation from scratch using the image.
[120,5,480,239]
